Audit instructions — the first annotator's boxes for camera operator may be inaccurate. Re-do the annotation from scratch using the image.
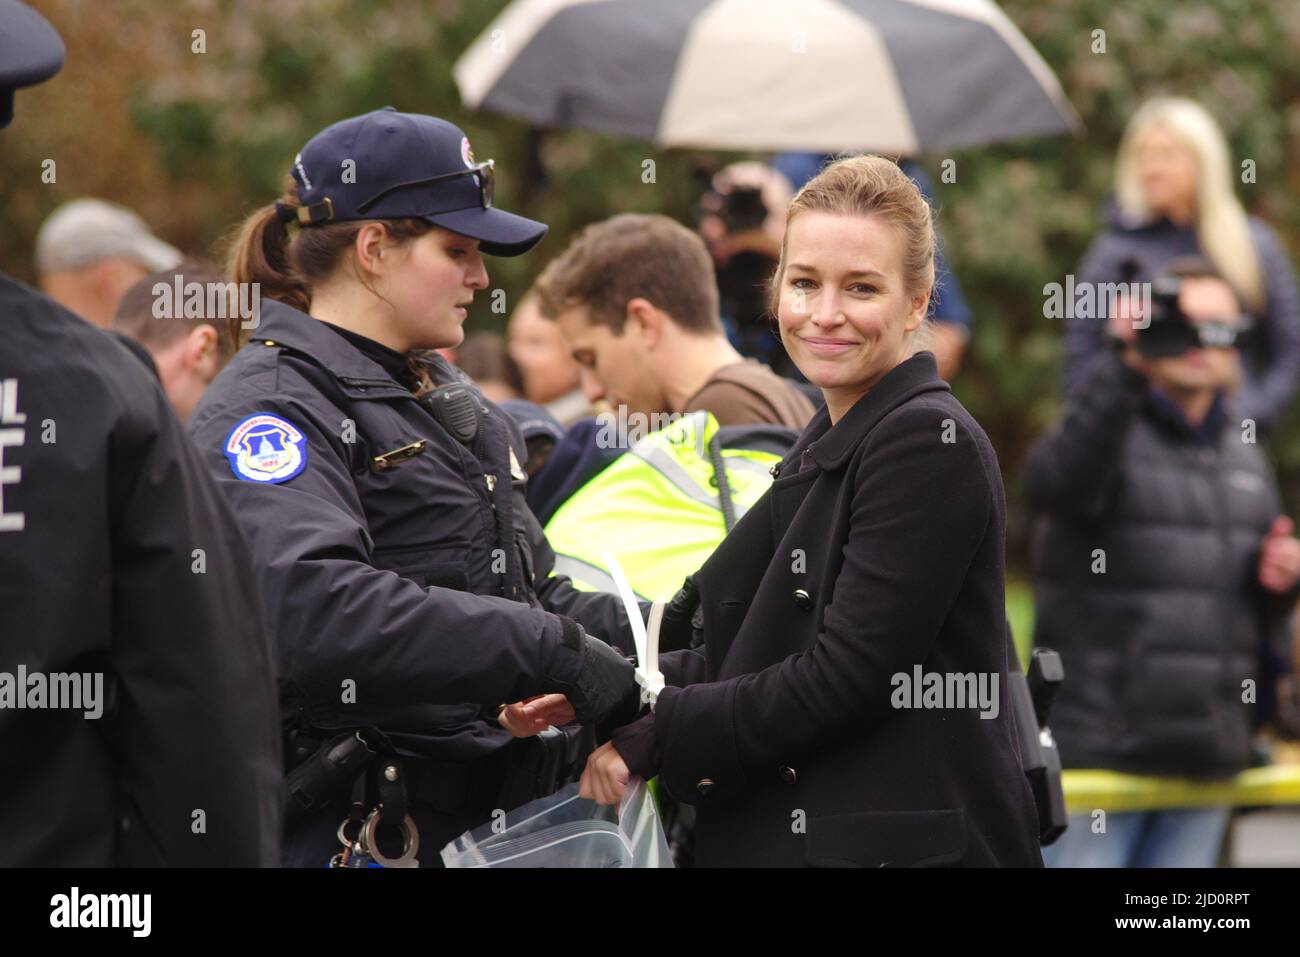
[1026,256,1300,867]
[1065,98,1300,432]
[695,162,801,379]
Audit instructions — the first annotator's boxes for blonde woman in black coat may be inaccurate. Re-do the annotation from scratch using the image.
[511,156,1043,867]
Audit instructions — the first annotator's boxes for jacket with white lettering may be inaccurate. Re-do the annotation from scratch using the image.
[0,272,282,866]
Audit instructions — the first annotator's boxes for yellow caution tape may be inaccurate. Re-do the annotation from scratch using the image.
[1063,765,1300,813]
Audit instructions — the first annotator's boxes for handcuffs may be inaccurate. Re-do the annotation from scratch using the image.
[330,800,420,868]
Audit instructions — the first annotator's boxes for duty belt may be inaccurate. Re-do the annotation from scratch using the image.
[286,724,595,824]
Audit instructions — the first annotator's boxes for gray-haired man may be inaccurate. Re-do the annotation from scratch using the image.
[36,197,181,328]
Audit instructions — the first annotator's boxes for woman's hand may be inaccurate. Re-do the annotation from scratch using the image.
[579,741,631,806]
[497,693,575,737]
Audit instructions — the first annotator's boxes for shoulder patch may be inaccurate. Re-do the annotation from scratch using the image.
[224,413,308,484]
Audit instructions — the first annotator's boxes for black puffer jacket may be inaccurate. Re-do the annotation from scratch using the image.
[1026,348,1297,778]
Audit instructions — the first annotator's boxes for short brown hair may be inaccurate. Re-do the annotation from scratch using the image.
[112,262,238,365]
[534,213,721,334]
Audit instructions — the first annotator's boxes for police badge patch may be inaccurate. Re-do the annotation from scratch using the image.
[224,413,308,484]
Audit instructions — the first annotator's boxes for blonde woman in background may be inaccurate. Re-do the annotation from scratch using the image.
[1065,96,1300,430]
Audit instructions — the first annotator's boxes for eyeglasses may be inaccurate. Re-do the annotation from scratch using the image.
[356,160,495,216]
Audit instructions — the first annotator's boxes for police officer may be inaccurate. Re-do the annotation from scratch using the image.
[189,108,639,866]
[0,0,283,866]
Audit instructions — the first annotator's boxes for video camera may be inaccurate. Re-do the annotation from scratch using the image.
[691,161,770,236]
[713,185,768,234]
[1120,258,1253,358]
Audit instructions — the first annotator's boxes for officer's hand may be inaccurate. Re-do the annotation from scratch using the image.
[580,741,630,807]
[568,630,638,726]
[517,693,576,728]
[498,696,544,737]
[498,693,575,736]
[545,617,638,725]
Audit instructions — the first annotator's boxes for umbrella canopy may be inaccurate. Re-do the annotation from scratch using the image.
[455,0,1082,154]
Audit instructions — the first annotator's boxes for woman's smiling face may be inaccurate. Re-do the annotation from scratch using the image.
[777,211,930,420]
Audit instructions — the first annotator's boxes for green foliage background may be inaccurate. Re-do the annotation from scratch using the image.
[5,0,1300,574]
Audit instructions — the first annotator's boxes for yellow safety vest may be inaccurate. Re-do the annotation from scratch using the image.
[544,411,784,601]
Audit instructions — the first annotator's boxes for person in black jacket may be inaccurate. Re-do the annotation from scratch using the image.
[0,0,282,866]
[513,155,1043,867]
[1027,257,1300,867]
[189,108,638,867]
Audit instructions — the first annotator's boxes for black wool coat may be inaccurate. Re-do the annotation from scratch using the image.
[654,352,1043,867]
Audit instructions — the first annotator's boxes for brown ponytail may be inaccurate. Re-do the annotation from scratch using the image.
[225,179,311,346]
[224,176,436,349]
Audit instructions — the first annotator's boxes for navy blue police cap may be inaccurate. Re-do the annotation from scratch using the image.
[288,107,547,257]
[0,0,65,129]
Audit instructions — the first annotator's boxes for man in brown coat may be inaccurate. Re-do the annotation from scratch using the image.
[534,213,815,432]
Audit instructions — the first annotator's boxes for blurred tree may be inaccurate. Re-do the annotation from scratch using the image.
[939,0,1300,562]
[4,0,1299,570]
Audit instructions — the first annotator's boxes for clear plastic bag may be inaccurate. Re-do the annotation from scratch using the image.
[439,778,673,868]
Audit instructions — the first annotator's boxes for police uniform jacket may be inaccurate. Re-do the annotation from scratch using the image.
[0,273,282,866]
[187,299,635,762]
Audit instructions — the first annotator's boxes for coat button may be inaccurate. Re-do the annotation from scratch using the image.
[778,765,797,784]
[696,778,715,796]
[793,588,812,610]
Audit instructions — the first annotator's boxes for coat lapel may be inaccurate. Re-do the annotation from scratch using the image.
[808,352,950,472]
[768,352,949,541]
[689,354,949,674]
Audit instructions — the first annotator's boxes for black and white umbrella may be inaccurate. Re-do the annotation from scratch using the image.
[454,0,1082,154]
